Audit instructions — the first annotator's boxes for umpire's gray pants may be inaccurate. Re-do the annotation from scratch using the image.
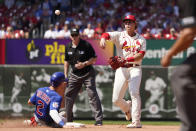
[65,68,103,122]
[171,53,196,131]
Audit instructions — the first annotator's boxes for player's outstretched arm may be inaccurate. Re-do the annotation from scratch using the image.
[28,92,37,105]
[28,99,34,106]
[100,38,106,49]
[49,110,65,127]
[161,27,196,67]
[49,109,85,128]
[100,33,110,49]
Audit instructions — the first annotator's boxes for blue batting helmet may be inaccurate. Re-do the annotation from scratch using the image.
[50,72,68,87]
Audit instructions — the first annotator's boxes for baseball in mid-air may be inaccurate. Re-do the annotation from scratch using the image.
[55,10,60,15]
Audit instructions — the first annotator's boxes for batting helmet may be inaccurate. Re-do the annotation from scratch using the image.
[50,72,68,87]
[123,15,136,23]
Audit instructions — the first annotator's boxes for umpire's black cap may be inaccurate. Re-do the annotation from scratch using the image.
[71,28,79,35]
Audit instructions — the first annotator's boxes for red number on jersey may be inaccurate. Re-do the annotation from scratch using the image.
[36,100,44,116]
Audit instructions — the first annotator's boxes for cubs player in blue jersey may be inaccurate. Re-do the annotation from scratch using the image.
[25,72,85,128]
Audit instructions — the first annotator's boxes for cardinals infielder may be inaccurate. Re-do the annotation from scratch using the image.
[100,15,146,128]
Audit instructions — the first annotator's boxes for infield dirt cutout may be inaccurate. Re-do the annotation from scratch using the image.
[0,119,180,131]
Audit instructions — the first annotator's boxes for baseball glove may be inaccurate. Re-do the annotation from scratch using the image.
[108,56,126,70]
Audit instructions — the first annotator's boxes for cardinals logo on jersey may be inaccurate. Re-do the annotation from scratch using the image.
[122,41,130,52]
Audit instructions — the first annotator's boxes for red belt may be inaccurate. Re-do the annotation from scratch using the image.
[122,64,140,68]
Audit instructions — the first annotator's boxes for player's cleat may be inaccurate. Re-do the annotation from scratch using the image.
[126,121,142,128]
[23,120,31,126]
[23,117,38,127]
[94,121,103,126]
[125,100,132,121]
[63,122,85,128]
[30,116,38,126]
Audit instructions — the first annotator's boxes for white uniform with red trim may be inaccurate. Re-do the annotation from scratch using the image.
[107,31,146,122]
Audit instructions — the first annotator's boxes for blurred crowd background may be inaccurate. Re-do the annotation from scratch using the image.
[0,0,183,40]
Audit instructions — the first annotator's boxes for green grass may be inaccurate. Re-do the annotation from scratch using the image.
[0,119,3,124]
[75,120,181,126]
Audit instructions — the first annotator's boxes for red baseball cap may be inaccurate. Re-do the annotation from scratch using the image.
[123,15,136,22]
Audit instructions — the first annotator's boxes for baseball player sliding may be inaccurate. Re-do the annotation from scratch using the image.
[24,72,85,128]
[100,15,146,128]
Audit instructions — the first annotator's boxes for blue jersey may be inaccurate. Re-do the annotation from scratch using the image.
[30,87,62,124]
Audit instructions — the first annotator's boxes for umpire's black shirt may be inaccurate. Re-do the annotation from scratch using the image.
[65,39,97,76]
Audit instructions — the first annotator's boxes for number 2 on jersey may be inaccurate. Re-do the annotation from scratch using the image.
[36,100,44,116]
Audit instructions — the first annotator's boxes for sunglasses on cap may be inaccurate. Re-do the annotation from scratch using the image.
[71,34,79,37]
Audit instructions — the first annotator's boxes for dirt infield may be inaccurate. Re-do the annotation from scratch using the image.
[0,119,180,131]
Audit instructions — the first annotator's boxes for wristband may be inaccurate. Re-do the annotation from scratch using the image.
[139,51,145,56]
[101,33,110,40]
[126,57,135,62]
[65,78,69,82]
[59,120,65,127]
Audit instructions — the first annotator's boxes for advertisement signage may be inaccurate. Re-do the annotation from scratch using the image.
[142,40,196,65]
[6,39,113,65]
[6,39,196,65]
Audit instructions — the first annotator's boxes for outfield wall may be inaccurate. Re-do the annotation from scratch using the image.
[0,65,178,120]
[0,39,5,64]
[1,39,195,119]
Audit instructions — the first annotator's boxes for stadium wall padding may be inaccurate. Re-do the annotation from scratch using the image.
[0,65,178,120]
[0,39,5,64]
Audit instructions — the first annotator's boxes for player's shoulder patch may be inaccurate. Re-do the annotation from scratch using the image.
[52,102,59,108]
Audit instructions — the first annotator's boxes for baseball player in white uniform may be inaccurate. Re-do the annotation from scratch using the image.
[100,15,146,128]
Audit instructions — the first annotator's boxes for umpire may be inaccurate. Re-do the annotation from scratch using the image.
[64,28,103,126]
[161,0,196,131]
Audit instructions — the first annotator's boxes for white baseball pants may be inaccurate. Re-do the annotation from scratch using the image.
[112,67,142,122]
